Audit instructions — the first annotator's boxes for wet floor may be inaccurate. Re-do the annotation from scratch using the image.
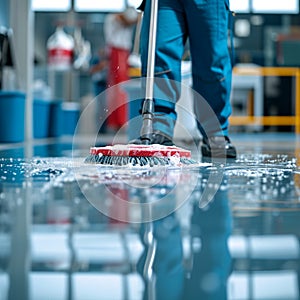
[0,133,300,300]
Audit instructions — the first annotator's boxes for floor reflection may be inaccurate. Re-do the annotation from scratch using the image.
[138,174,232,300]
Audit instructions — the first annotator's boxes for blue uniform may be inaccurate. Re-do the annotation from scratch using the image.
[140,0,232,139]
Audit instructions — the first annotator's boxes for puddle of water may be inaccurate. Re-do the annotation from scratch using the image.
[0,153,299,221]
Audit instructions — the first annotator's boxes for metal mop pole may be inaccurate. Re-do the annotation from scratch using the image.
[139,0,159,144]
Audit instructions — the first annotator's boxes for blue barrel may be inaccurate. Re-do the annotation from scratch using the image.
[62,102,80,136]
[48,99,63,137]
[33,99,51,139]
[0,91,25,143]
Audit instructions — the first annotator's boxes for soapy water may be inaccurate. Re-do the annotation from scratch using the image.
[0,153,297,193]
[0,152,299,222]
[224,154,300,208]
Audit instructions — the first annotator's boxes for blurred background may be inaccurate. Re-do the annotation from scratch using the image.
[1,0,300,143]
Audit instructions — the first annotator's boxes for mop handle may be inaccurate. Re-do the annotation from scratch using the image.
[140,0,158,143]
[145,0,158,100]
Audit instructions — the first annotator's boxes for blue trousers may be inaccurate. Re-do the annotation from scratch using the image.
[140,0,232,138]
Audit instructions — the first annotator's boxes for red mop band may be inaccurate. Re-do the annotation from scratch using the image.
[89,144,191,158]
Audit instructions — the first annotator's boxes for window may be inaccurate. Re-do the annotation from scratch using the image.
[252,0,299,14]
[230,0,250,13]
[74,0,125,12]
[32,0,71,11]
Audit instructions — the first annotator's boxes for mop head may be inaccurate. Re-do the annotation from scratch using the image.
[84,144,197,167]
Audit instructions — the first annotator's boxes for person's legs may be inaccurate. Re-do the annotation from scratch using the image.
[183,0,236,157]
[184,0,232,138]
[140,0,187,139]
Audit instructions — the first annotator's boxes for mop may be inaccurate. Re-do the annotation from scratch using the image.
[85,0,196,167]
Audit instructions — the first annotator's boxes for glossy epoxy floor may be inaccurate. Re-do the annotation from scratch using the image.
[0,133,300,300]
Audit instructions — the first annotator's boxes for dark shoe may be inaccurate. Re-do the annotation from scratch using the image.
[201,136,237,158]
[130,132,174,146]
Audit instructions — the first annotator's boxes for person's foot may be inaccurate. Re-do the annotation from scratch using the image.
[130,132,174,146]
[201,136,237,158]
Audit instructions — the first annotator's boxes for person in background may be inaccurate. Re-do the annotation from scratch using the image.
[104,7,138,133]
[134,0,237,158]
[89,48,108,134]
